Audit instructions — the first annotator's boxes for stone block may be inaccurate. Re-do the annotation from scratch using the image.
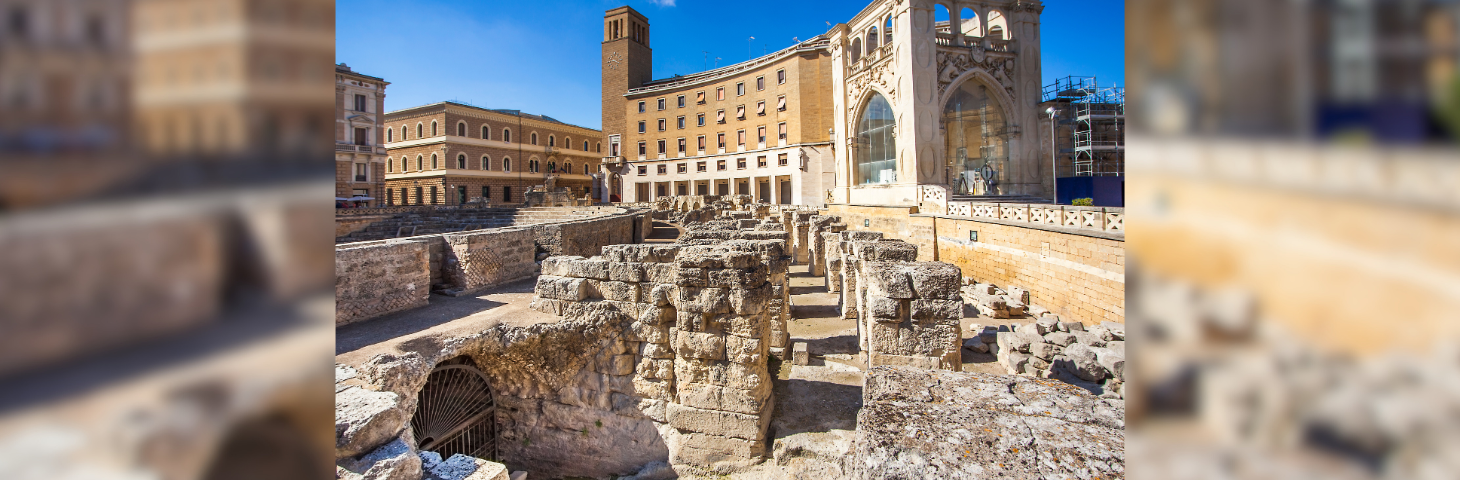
[607,262,644,282]
[728,285,772,315]
[640,341,675,359]
[909,299,961,322]
[863,265,914,299]
[538,256,583,277]
[672,432,766,467]
[1059,321,1085,333]
[1100,321,1126,340]
[792,342,809,365]
[724,335,763,365]
[1070,330,1107,347]
[906,262,962,300]
[677,287,730,315]
[534,276,588,301]
[1044,331,1077,347]
[673,358,767,391]
[1055,343,1108,382]
[1029,342,1060,361]
[716,313,768,339]
[868,296,902,321]
[677,381,770,416]
[666,403,770,441]
[673,330,726,361]
[567,259,609,279]
[1002,351,1032,375]
[335,387,407,458]
[1034,316,1060,335]
[594,280,639,302]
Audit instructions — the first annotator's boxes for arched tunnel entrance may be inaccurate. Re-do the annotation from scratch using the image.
[411,357,499,461]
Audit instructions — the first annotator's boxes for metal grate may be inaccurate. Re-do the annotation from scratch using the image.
[411,359,498,461]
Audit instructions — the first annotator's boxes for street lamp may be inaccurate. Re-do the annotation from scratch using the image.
[1045,106,1058,205]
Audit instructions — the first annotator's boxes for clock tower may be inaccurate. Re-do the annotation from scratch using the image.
[601,6,652,158]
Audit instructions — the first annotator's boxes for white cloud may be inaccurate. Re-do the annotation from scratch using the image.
[647,0,676,6]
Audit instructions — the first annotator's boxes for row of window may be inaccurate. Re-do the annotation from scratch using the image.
[386,153,595,175]
[387,185,514,205]
[386,120,602,153]
[636,123,790,157]
[637,96,789,133]
[636,69,788,114]
[633,154,790,176]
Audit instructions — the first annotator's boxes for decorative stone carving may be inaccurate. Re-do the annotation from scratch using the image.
[935,49,1016,101]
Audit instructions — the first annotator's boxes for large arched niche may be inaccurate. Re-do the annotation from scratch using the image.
[941,76,1011,195]
[854,90,897,185]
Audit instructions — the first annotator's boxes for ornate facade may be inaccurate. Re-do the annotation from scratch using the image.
[830,0,1046,210]
[336,64,389,206]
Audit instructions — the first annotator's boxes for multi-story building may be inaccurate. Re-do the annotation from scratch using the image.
[383,101,604,206]
[335,64,388,206]
[599,6,837,205]
[132,0,335,160]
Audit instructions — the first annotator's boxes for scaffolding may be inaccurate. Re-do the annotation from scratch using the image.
[1043,76,1125,177]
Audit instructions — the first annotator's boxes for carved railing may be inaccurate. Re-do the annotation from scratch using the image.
[946,201,1124,235]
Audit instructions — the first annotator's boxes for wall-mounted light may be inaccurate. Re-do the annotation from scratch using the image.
[864,219,870,227]
[969,230,978,242]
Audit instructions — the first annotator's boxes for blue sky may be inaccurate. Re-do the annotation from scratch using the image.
[337,0,1123,130]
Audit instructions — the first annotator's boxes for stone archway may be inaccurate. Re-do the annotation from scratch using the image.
[411,357,499,461]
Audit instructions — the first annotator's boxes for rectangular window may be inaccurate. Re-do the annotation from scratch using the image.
[638,165,648,175]
[758,156,767,168]
[737,158,747,169]
[677,163,687,173]
[717,160,727,171]
[777,69,786,84]
[736,82,745,96]
[696,91,706,104]
[354,127,368,145]
[697,113,705,126]
[657,98,666,110]
[736,105,745,120]
[778,122,787,140]
[657,164,667,174]
[677,95,685,108]
[716,110,726,124]
[697,135,706,151]
[757,126,766,144]
[482,186,490,199]
[697,161,707,172]
[503,186,512,202]
[677,138,686,153]
[638,121,646,133]
[717,133,726,149]
[716,87,725,101]
[638,101,646,113]
[354,94,367,112]
[777,95,786,111]
[757,101,766,116]
[756,76,764,91]
[778,153,789,166]
[677,116,685,129]
[737,130,746,146]
[638,141,646,156]
[658,118,666,131]
[355,163,368,181]
[657,139,666,154]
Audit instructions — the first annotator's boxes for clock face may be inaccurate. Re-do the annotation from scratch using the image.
[606,52,622,70]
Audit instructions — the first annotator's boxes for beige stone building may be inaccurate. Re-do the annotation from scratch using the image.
[336,64,388,206]
[600,6,837,205]
[383,102,604,206]
[132,0,335,160]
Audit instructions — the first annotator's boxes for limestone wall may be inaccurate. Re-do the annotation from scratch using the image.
[860,261,964,371]
[529,241,787,474]
[443,227,538,295]
[825,203,1125,325]
[531,211,642,257]
[335,241,431,326]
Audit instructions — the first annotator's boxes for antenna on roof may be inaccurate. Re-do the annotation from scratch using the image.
[703,51,709,70]
[793,36,799,44]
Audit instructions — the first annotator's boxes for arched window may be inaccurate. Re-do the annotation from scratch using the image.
[481,155,490,170]
[565,162,572,174]
[960,8,980,37]
[531,133,538,145]
[387,157,393,173]
[855,92,896,185]
[401,157,408,172]
[416,155,424,171]
[867,27,879,53]
[431,153,438,169]
[549,135,555,147]
[417,123,423,139]
[529,158,539,173]
[583,163,591,175]
[481,125,490,140]
[431,121,438,137]
[387,129,393,143]
[502,157,511,172]
[502,128,511,143]
[402,125,408,140]
[457,122,465,137]
[457,153,466,169]
[596,142,601,153]
[987,10,1008,39]
[583,140,589,151]
[850,38,862,62]
[943,79,1009,194]
[885,15,893,44]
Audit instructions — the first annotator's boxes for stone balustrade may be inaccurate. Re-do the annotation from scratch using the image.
[947,201,1124,235]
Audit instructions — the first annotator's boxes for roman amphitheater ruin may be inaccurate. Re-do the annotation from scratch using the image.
[334,194,1126,479]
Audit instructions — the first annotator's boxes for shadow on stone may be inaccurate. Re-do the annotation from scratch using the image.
[768,378,862,440]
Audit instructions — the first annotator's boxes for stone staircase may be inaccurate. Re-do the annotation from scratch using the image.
[336,207,606,243]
